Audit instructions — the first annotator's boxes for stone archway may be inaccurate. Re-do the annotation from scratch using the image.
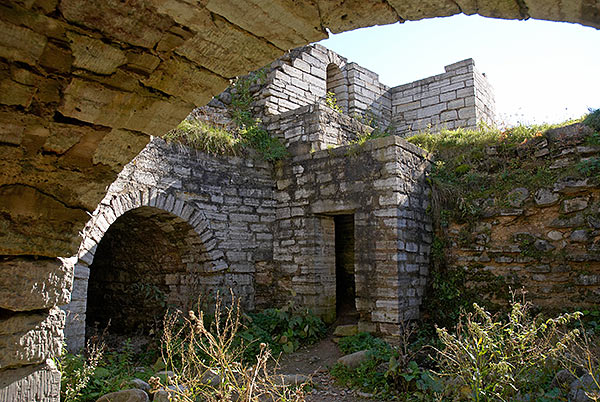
[63,189,226,351]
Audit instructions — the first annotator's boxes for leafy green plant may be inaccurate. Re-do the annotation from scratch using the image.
[331,332,395,397]
[325,91,343,114]
[435,299,582,401]
[407,121,581,224]
[229,73,288,162]
[166,68,288,162]
[577,156,600,178]
[56,341,105,402]
[238,304,326,361]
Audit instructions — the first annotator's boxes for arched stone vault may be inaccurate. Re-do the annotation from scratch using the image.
[0,0,598,399]
[65,190,225,351]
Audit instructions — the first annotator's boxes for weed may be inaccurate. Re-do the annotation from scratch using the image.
[577,156,600,179]
[325,91,343,114]
[230,74,289,162]
[56,340,105,402]
[408,122,577,224]
[238,304,326,361]
[435,297,582,401]
[165,119,241,156]
[158,293,306,402]
[166,68,288,162]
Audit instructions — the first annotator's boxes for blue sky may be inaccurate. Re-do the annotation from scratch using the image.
[318,15,599,126]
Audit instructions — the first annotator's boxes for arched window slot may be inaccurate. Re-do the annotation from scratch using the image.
[326,63,348,113]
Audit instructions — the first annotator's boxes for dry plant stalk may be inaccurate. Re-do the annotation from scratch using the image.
[153,292,306,402]
[560,326,600,401]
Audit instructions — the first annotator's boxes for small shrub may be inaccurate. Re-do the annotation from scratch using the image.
[583,108,600,132]
[435,299,582,401]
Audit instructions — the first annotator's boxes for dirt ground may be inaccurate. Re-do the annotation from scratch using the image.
[276,335,381,402]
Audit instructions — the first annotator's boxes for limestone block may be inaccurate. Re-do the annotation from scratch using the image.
[562,197,589,213]
[58,78,193,135]
[534,188,559,206]
[92,129,150,171]
[66,31,127,75]
[337,350,369,369]
[0,360,61,402]
[527,0,600,29]
[0,257,73,311]
[387,0,459,20]
[97,389,149,402]
[40,42,73,73]
[0,307,65,369]
[204,0,325,49]
[0,184,88,257]
[142,56,228,106]
[0,19,47,66]
[42,127,83,155]
[318,0,398,33]
[0,78,36,107]
[60,0,173,49]
[175,15,282,78]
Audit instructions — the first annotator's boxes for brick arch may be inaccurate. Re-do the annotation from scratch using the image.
[64,187,226,351]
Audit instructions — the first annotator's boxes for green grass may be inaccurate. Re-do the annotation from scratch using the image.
[164,119,241,156]
[165,68,288,162]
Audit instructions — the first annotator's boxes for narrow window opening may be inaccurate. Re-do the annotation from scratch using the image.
[326,63,347,112]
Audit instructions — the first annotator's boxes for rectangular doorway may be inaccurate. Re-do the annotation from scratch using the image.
[334,214,357,323]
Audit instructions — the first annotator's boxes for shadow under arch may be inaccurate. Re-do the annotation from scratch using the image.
[64,188,227,351]
[86,206,220,339]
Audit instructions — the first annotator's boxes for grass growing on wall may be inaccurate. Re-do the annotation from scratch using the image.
[166,69,288,162]
[407,118,585,224]
[407,112,598,331]
[164,120,241,156]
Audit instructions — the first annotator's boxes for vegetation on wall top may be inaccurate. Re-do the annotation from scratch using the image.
[165,70,288,162]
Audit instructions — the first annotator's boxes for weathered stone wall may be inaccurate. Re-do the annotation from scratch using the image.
[446,125,600,312]
[201,47,494,139]
[271,133,432,337]
[62,138,275,351]
[256,45,392,127]
[391,59,495,135]
[264,103,368,154]
[1,0,597,398]
[346,62,392,128]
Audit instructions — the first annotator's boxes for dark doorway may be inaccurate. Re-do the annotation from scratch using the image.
[334,214,357,322]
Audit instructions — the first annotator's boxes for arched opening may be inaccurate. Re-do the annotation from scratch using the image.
[85,206,216,341]
[326,63,348,112]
